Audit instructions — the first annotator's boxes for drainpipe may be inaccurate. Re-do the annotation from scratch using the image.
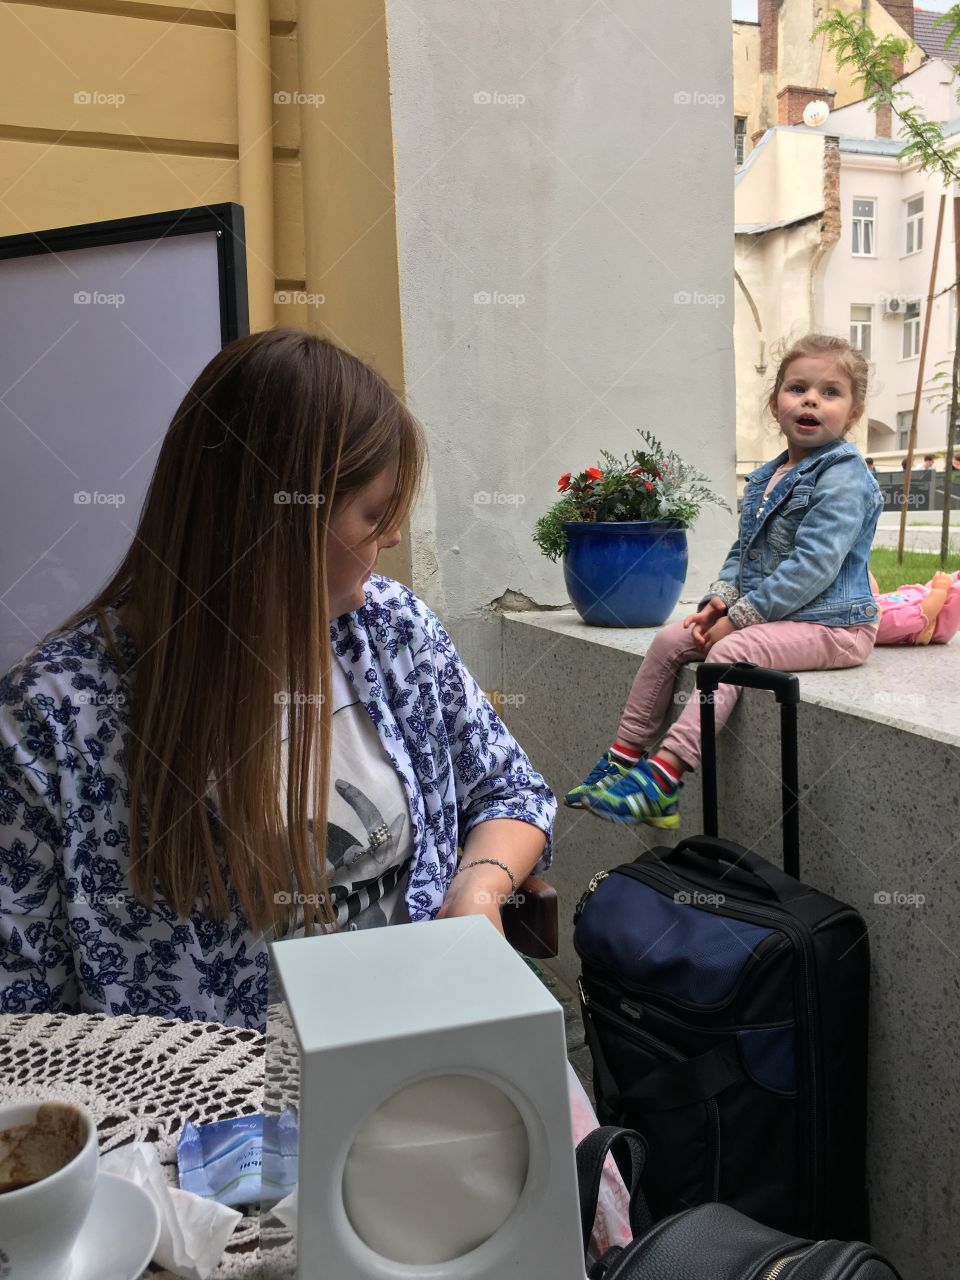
[236,0,276,331]
[734,268,766,375]
[810,135,841,328]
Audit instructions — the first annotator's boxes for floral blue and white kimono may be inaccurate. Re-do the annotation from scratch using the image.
[0,575,555,1031]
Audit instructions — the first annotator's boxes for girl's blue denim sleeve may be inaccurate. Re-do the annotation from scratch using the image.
[425,611,555,874]
[734,461,875,625]
[700,532,743,609]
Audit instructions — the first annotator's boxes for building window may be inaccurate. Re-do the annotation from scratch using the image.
[905,195,924,255]
[903,300,921,358]
[897,410,913,451]
[850,304,872,359]
[852,199,875,256]
[735,117,746,166]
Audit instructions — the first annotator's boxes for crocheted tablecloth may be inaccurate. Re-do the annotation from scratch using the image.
[0,1012,269,1278]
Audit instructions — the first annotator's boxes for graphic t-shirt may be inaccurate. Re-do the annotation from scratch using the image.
[279,660,413,932]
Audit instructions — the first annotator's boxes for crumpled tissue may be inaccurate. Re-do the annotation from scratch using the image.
[99,1142,242,1280]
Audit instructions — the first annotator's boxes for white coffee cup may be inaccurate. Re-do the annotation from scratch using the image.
[0,1100,99,1280]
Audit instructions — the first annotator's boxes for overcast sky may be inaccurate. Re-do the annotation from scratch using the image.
[732,0,956,18]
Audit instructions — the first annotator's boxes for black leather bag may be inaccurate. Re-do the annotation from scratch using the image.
[577,1125,903,1280]
[574,663,871,1240]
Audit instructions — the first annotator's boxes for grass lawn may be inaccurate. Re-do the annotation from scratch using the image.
[870,547,960,593]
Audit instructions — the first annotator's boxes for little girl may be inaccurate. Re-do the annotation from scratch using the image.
[566,334,883,828]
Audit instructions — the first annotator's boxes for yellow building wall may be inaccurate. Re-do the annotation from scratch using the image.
[0,0,410,580]
[781,0,922,112]
[0,0,303,313]
[735,0,925,147]
[733,20,761,160]
[293,0,406,395]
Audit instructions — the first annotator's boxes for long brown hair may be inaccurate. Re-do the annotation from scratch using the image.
[55,329,425,932]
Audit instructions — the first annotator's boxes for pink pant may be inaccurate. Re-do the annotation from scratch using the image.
[616,619,877,771]
[875,579,960,645]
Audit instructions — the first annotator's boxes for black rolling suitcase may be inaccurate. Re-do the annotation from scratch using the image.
[573,661,871,1241]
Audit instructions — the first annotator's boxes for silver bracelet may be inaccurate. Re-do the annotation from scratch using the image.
[453,857,518,897]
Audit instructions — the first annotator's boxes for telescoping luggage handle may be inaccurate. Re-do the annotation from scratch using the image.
[695,661,801,880]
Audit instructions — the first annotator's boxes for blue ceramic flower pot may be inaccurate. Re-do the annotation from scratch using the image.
[562,520,688,628]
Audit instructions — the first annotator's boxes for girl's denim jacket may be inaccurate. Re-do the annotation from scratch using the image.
[705,440,883,629]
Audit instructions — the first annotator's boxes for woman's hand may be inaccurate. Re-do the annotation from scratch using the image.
[701,616,736,651]
[437,818,546,938]
[436,865,507,936]
[683,596,728,647]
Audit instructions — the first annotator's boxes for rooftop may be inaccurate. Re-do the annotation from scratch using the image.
[914,9,956,62]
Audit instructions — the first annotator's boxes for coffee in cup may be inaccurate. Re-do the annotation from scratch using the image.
[0,1102,86,1193]
[0,1100,98,1280]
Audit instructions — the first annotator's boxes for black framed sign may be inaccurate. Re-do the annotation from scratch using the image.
[0,203,249,669]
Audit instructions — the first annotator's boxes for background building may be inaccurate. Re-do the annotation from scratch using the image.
[0,0,737,688]
[734,7,960,473]
[733,0,925,173]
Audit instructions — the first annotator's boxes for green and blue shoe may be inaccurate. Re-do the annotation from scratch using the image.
[563,752,629,809]
[582,758,681,830]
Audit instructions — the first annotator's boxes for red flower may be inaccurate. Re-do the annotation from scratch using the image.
[630,466,645,477]
[644,481,654,492]
[585,467,603,481]
[558,472,572,492]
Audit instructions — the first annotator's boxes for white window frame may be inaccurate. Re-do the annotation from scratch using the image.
[852,198,876,257]
[850,304,873,360]
[905,195,924,256]
[735,117,746,167]
[902,301,921,359]
[897,411,913,451]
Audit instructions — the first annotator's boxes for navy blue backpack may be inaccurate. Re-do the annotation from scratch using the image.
[573,663,871,1243]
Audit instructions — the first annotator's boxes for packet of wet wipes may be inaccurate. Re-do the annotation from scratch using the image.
[177,1111,298,1208]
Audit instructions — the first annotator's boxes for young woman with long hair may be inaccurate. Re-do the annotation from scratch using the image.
[0,330,554,1028]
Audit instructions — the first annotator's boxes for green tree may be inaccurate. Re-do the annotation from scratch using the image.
[815,7,960,564]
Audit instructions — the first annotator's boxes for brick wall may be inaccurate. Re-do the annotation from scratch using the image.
[876,0,913,39]
[822,136,841,247]
[758,0,779,73]
[876,55,904,138]
[777,85,836,126]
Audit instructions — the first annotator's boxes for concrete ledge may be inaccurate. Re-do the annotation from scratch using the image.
[500,607,960,1279]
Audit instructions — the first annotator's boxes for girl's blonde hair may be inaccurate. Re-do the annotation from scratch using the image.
[54,329,426,934]
[768,333,869,427]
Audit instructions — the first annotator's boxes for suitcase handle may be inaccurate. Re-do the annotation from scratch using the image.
[696,660,800,704]
[695,661,801,880]
[664,836,808,905]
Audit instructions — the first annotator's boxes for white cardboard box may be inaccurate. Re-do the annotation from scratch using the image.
[269,916,586,1279]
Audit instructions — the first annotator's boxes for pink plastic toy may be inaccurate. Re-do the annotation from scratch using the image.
[871,571,960,646]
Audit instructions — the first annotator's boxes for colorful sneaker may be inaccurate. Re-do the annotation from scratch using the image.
[582,759,681,830]
[563,752,629,808]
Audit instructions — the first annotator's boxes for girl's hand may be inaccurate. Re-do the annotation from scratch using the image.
[702,616,736,651]
[683,596,728,647]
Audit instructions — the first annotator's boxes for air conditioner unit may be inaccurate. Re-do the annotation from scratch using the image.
[883,295,921,317]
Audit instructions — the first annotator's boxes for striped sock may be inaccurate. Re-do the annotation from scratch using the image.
[610,740,643,766]
[648,754,682,791]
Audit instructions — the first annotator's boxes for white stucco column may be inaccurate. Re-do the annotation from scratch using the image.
[386,0,737,682]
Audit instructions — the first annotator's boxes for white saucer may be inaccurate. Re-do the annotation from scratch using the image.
[68,1171,161,1280]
